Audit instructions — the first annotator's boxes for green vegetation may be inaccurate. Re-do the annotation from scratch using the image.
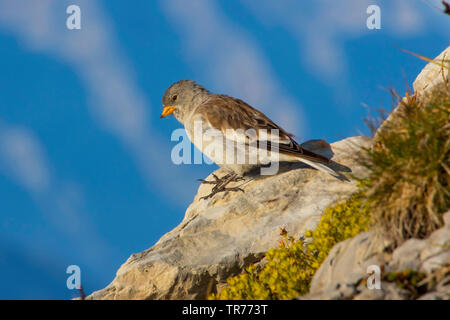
[360,86,450,244]
[210,187,371,300]
[211,80,449,300]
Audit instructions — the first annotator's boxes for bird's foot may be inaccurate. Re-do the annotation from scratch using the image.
[198,173,245,200]
[197,173,221,185]
[198,173,243,186]
[200,186,244,200]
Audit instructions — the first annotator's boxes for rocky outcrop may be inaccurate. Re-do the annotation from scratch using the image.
[302,46,450,300]
[413,46,449,96]
[87,46,449,301]
[87,136,370,299]
[303,211,450,300]
[377,46,449,137]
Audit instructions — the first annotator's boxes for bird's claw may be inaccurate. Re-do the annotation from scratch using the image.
[198,173,222,185]
[198,173,245,200]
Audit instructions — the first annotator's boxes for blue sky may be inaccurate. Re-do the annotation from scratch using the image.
[0,0,448,299]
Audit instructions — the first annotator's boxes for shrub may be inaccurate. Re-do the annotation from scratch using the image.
[210,187,371,300]
[359,86,450,245]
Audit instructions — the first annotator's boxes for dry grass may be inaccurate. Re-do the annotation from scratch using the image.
[359,86,450,245]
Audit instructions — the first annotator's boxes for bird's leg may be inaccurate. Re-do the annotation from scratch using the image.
[198,173,243,186]
[197,173,222,185]
[199,173,245,200]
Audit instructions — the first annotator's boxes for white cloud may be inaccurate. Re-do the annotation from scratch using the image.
[0,120,114,272]
[0,125,50,193]
[0,0,199,205]
[241,0,448,82]
[391,0,424,35]
[2,0,446,213]
[160,0,307,138]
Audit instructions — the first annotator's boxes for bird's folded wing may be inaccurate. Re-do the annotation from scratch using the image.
[193,94,330,163]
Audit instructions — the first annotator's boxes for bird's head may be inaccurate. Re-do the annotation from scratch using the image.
[161,80,209,123]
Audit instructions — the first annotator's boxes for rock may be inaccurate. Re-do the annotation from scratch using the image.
[413,46,450,97]
[418,269,450,300]
[376,46,450,138]
[353,281,410,300]
[303,211,450,300]
[387,239,427,272]
[312,47,450,301]
[87,47,449,301]
[87,136,371,300]
[305,230,390,299]
[418,213,450,274]
[300,46,450,301]
[387,214,450,275]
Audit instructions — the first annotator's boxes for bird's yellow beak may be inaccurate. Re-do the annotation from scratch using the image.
[160,106,175,118]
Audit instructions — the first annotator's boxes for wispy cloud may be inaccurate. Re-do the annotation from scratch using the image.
[0,120,113,273]
[0,125,50,193]
[241,0,448,82]
[0,0,200,205]
[160,0,307,138]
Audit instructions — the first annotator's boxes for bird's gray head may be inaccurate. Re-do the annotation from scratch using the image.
[160,80,210,123]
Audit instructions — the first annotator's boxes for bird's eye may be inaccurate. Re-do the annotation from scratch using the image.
[172,95,178,101]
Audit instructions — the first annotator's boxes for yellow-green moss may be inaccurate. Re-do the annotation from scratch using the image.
[210,186,371,300]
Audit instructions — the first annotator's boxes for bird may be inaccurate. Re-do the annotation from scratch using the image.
[160,80,344,200]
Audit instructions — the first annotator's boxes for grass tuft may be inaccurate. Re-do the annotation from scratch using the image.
[358,86,450,245]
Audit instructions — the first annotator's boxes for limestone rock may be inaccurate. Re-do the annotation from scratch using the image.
[304,211,450,300]
[376,46,449,138]
[87,136,371,300]
[305,48,450,300]
[304,231,390,300]
[87,47,450,301]
[413,46,450,96]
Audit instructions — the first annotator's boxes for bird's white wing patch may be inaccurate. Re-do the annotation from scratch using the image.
[221,126,291,146]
